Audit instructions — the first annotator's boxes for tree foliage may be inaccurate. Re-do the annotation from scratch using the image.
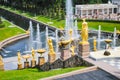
[0,0,108,20]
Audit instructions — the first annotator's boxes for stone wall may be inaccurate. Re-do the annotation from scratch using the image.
[38,55,93,71]
[0,34,29,50]
[0,8,56,31]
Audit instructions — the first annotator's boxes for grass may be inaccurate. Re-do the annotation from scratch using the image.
[0,18,25,41]
[0,6,120,32]
[78,21,120,32]
[0,66,86,80]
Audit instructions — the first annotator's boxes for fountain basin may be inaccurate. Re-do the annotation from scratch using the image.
[105,39,112,44]
[37,49,46,56]
[22,54,31,61]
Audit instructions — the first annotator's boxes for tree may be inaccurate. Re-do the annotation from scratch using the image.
[89,0,102,4]
[0,0,108,20]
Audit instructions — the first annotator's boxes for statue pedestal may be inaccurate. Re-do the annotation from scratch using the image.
[61,49,70,60]
[24,61,29,68]
[48,54,56,63]
[38,57,45,66]
[31,60,36,68]
[79,42,90,58]
[17,63,22,70]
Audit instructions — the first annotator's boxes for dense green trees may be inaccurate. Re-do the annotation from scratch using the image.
[0,0,108,20]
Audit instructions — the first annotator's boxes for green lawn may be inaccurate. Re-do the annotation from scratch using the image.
[78,21,120,32]
[0,6,120,32]
[0,66,86,80]
[0,19,25,41]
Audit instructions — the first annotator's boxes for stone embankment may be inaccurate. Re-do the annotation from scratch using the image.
[0,34,29,50]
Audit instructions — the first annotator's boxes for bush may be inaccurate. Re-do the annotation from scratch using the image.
[77,18,120,23]
[0,18,5,28]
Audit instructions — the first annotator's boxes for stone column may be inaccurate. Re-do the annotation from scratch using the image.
[96,9,99,19]
[86,10,88,18]
[81,9,82,18]
[116,8,118,14]
[112,8,114,14]
[92,9,94,18]
[107,8,109,14]
[102,9,105,19]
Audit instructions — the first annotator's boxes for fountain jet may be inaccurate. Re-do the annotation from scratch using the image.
[45,26,48,50]
[65,0,78,40]
[36,24,41,49]
[98,25,101,50]
[28,21,33,50]
[113,27,116,49]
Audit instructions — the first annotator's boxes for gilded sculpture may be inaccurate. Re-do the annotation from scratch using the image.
[31,47,35,60]
[0,55,3,64]
[47,38,55,54]
[93,37,97,51]
[81,19,88,44]
[17,51,21,64]
[47,38,56,63]
[70,46,76,56]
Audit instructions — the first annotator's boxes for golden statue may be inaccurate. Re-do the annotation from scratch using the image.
[70,46,76,56]
[81,19,88,44]
[0,55,4,70]
[31,47,35,60]
[0,55,3,64]
[93,37,97,51]
[17,51,21,64]
[47,38,55,54]
[47,38,56,63]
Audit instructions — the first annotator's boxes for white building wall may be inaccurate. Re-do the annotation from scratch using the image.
[112,0,120,13]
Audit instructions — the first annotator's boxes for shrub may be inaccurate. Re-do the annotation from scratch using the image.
[0,18,5,28]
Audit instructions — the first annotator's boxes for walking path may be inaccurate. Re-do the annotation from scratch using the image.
[40,57,120,80]
[84,58,120,79]
[90,47,120,60]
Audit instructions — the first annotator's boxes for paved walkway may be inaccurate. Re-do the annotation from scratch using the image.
[90,47,120,60]
[40,57,120,80]
[40,66,98,80]
[84,58,120,79]
[56,69,119,80]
